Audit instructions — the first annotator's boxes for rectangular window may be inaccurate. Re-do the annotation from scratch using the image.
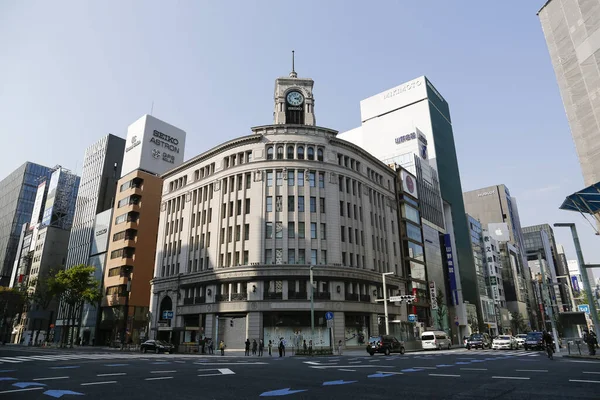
[266,196,273,212]
[342,252,346,265]
[276,171,283,186]
[321,250,327,264]
[288,222,295,238]
[348,227,352,243]
[245,173,251,189]
[275,195,283,212]
[298,196,305,212]
[245,199,250,214]
[298,222,305,238]
[243,251,249,265]
[319,197,325,213]
[266,171,273,187]
[341,226,346,242]
[340,201,344,217]
[347,202,351,218]
[298,171,304,186]
[265,222,273,239]
[288,170,295,186]
[115,213,127,224]
[309,172,316,187]
[298,249,306,264]
[310,222,317,239]
[227,227,232,243]
[229,201,234,217]
[244,224,250,240]
[275,221,283,238]
[221,228,225,244]
[310,197,316,213]
[237,200,242,215]
[319,172,325,188]
[406,222,423,242]
[288,249,296,264]
[402,204,420,224]
[311,249,317,265]
[288,195,295,212]
[265,249,273,265]
[237,175,243,190]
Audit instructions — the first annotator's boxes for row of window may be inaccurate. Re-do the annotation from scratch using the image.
[120,177,143,192]
[222,173,252,193]
[218,224,250,244]
[266,170,325,188]
[110,247,135,259]
[265,222,326,240]
[221,199,251,218]
[223,151,253,169]
[266,145,324,161]
[115,211,139,225]
[113,229,137,242]
[117,194,140,208]
[263,248,327,265]
[267,195,325,213]
[337,153,361,172]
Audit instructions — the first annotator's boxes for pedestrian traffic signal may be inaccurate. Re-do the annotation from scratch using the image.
[230,319,234,327]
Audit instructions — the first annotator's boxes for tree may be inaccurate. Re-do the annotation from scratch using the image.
[29,272,61,345]
[54,265,102,347]
[467,309,479,333]
[0,287,28,343]
[510,312,527,334]
[435,289,447,330]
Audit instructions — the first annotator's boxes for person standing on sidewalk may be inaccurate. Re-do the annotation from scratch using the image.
[219,340,225,356]
[245,338,250,356]
[258,339,264,356]
[252,339,258,355]
[338,340,343,355]
[268,340,272,356]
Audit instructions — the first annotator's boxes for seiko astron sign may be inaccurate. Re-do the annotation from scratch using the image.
[121,114,186,177]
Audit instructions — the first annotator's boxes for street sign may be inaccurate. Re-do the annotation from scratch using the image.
[162,310,174,319]
[408,314,417,323]
[389,296,403,302]
[578,304,591,314]
[327,319,334,328]
[454,316,459,326]
[325,311,334,321]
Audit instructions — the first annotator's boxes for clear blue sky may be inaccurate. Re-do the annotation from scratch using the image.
[2,0,599,275]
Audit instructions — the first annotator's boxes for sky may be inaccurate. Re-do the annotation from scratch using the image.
[2,0,599,278]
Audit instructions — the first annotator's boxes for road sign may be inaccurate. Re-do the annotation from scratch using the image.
[408,314,417,323]
[162,310,174,319]
[578,304,591,314]
[325,311,334,321]
[389,296,402,302]
[327,319,334,328]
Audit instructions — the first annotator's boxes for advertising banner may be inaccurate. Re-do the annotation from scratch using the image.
[444,234,459,306]
[571,275,580,294]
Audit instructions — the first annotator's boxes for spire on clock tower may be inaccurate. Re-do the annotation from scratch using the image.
[273,52,316,126]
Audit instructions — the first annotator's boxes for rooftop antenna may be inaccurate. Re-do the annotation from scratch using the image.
[150,100,154,116]
[290,50,297,78]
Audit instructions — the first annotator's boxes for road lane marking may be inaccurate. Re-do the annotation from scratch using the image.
[349,361,361,364]
[515,369,547,373]
[569,379,600,383]
[97,373,127,377]
[145,376,174,381]
[150,370,177,374]
[80,381,117,386]
[429,374,460,377]
[413,367,436,369]
[460,368,488,371]
[309,365,394,369]
[51,366,80,370]
[33,376,70,381]
[378,371,404,375]
[0,387,45,394]
[583,371,600,374]
[338,369,356,372]
[492,376,530,380]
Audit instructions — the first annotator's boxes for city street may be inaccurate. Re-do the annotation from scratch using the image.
[0,346,599,399]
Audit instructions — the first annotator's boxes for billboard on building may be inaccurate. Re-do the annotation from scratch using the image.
[90,209,113,256]
[488,223,510,243]
[360,76,427,122]
[30,181,47,227]
[121,114,186,177]
[443,234,459,306]
[42,171,60,226]
[401,169,418,199]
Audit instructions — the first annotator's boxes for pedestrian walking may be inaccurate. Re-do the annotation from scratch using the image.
[268,340,272,356]
[258,339,264,356]
[278,339,284,357]
[252,339,258,355]
[309,339,313,356]
[245,338,250,356]
[219,340,225,356]
[208,339,214,355]
[303,339,307,351]
[338,340,343,355]
[584,328,597,356]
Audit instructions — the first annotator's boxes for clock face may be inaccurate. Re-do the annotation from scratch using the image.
[286,91,304,106]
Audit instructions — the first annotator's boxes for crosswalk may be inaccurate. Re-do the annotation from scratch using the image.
[407,349,540,358]
[0,352,162,365]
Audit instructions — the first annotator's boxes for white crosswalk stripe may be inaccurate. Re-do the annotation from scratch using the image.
[0,352,168,364]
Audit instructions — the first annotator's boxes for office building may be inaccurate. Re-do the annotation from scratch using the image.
[463,185,534,328]
[99,114,187,346]
[0,162,53,286]
[55,134,125,343]
[338,76,472,338]
[539,1,600,187]
[149,67,410,350]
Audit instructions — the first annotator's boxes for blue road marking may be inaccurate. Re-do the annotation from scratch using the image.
[13,382,47,388]
[401,368,422,372]
[260,388,308,397]
[470,360,485,363]
[151,362,171,365]
[0,370,15,373]
[455,362,472,365]
[368,373,394,378]
[104,364,128,367]
[436,364,454,367]
[43,389,85,398]
[322,380,357,386]
[0,377,17,381]
[51,366,80,370]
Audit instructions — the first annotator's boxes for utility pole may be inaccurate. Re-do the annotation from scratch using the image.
[538,252,560,353]
[310,266,314,337]
[382,272,394,335]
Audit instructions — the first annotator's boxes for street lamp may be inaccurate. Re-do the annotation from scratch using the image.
[309,266,315,337]
[382,272,394,335]
[537,251,560,353]
[554,223,600,336]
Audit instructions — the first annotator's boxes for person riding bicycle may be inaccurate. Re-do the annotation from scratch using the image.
[542,330,554,358]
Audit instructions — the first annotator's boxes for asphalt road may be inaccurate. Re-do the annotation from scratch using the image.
[1,346,600,399]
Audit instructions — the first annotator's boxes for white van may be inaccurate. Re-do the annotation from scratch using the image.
[421,331,452,350]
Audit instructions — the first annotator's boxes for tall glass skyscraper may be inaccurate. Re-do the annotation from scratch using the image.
[0,162,53,285]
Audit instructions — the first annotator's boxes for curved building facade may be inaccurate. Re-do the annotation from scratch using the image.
[149,69,411,350]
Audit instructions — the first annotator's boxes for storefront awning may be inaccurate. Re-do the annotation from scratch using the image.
[560,182,600,215]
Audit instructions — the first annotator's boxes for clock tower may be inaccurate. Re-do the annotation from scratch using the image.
[273,51,316,126]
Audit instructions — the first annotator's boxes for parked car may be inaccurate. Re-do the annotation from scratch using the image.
[515,334,527,348]
[421,331,452,350]
[141,340,175,354]
[366,335,405,356]
[492,335,517,350]
[466,333,492,350]
[524,332,544,351]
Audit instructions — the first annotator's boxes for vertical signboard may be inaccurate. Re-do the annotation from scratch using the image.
[429,281,438,310]
[571,275,580,294]
[444,234,459,306]
[30,181,47,227]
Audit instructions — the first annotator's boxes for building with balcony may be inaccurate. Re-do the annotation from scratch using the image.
[149,67,409,350]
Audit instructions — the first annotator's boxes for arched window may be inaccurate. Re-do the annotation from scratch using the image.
[307,147,315,160]
[267,147,274,160]
[277,146,284,160]
[297,146,304,159]
[317,148,324,161]
[287,145,294,159]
